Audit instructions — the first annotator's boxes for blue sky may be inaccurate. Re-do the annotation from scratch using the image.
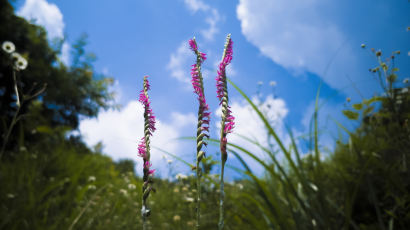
[13,0,410,179]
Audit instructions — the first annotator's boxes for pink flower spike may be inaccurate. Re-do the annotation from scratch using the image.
[189,39,197,51]
[148,169,156,175]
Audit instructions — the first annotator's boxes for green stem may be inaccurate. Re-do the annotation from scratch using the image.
[218,163,225,230]
[0,70,21,159]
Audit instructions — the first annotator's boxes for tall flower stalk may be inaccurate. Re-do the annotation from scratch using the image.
[216,34,234,230]
[189,37,210,230]
[138,76,156,230]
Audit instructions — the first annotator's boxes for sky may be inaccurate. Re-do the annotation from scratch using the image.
[12,0,410,179]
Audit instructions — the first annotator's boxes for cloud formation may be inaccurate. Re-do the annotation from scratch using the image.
[184,0,220,41]
[79,100,196,178]
[17,0,65,39]
[167,41,192,86]
[215,95,289,175]
[236,0,361,90]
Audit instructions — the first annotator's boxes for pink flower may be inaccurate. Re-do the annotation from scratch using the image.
[216,38,233,103]
[189,38,211,162]
[138,137,147,159]
[216,34,234,162]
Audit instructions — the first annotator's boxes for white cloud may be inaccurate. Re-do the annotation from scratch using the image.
[167,41,192,86]
[236,0,361,90]
[79,100,196,177]
[60,42,70,65]
[184,0,220,41]
[17,0,65,39]
[215,95,289,175]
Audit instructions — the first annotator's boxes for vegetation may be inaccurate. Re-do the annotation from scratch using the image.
[1,0,409,229]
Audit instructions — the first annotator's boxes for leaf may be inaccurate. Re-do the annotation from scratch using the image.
[363,106,374,115]
[342,110,359,120]
[363,96,383,106]
[352,103,363,110]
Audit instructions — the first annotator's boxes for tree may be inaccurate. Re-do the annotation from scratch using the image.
[0,0,114,155]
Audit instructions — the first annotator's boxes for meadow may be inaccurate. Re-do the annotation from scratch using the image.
[1,1,410,229]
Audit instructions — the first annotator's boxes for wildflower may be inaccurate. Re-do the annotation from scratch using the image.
[269,81,277,87]
[189,37,210,229]
[376,50,382,57]
[216,34,235,163]
[185,197,195,202]
[403,78,409,84]
[173,188,179,193]
[189,37,210,163]
[88,176,96,182]
[167,159,173,164]
[7,193,15,199]
[88,185,96,190]
[346,97,351,103]
[10,52,28,70]
[120,189,128,196]
[401,88,408,94]
[309,183,318,192]
[15,56,28,70]
[361,44,366,48]
[173,215,181,222]
[187,221,195,227]
[128,184,136,190]
[138,76,156,221]
[216,34,234,230]
[2,41,15,53]
[175,173,188,180]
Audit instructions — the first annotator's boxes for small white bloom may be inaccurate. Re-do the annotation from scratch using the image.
[11,53,28,70]
[88,176,96,182]
[403,78,409,84]
[119,189,128,196]
[7,193,15,199]
[185,197,194,202]
[237,183,244,190]
[401,88,409,94]
[88,185,96,190]
[128,184,136,190]
[167,159,173,164]
[175,173,187,180]
[309,183,318,192]
[312,219,317,226]
[269,81,277,87]
[2,41,15,53]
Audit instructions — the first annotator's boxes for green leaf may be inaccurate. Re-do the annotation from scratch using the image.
[352,103,363,110]
[363,96,383,106]
[363,106,374,115]
[342,110,359,120]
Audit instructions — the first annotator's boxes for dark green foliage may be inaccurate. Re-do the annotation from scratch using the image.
[0,0,114,156]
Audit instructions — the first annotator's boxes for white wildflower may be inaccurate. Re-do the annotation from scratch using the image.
[88,176,96,182]
[185,197,194,202]
[175,173,187,180]
[309,183,318,192]
[403,78,409,84]
[128,184,136,190]
[2,41,15,53]
[401,88,409,94]
[119,189,128,196]
[7,193,15,199]
[88,185,96,190]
